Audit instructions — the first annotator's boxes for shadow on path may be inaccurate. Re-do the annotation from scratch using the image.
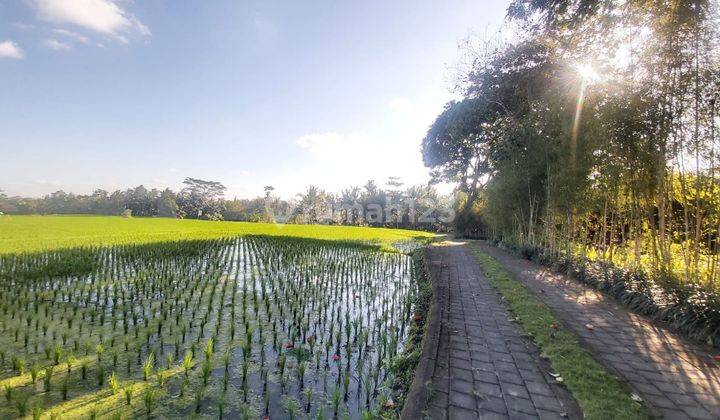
[420,242,580,420]
[475,241,720,419]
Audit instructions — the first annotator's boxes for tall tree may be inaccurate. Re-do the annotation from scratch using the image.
[178,178,227,220]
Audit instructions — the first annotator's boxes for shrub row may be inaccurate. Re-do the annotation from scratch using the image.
[495,239,720,348]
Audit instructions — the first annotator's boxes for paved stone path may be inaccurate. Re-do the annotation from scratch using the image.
[474,242,720,419]
[423,243,580,420]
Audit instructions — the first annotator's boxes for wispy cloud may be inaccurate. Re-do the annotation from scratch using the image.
[30,0,150,43]
[44,38,72,51]
[52,28,90,44]
[13,22,36,30]
[0,41,24,59]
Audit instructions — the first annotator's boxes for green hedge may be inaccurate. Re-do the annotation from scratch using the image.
[496,239,720,347]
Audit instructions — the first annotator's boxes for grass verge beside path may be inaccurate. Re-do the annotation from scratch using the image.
[0,215,435,254]
[470,245,650,420]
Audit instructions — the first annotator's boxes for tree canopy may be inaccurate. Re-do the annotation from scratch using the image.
[423,0,720,286]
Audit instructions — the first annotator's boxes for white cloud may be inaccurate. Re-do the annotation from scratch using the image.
[0,41,24,59]
[52,28,90,44]
[287,91,458,197]
[293,131,430,195]
[31,0,150,41]
[44,38,72,51]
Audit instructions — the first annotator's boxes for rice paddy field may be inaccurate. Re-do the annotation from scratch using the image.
[0,216,434,418]
[0,215,434,255]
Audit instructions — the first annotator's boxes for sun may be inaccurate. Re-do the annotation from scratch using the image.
[575,63,602,84]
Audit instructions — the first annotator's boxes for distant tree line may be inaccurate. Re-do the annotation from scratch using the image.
[0,177,453,231]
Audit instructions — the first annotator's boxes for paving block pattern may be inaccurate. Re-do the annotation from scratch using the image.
[424,244,579,419]
[475,242,720,419]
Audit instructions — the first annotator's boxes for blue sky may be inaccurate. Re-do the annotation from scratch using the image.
[1,0,508,198]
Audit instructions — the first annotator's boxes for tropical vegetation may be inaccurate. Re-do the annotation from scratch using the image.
[423,0,720,343]
[0,178,452,231]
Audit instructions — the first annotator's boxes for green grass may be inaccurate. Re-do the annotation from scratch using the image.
[470,245,650,420]
[0,215,435,254]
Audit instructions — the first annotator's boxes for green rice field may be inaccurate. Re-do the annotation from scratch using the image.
[0,215,435,255]
[0,216,432,418]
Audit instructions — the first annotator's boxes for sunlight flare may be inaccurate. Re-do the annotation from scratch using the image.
[574,62,601,84]
[570,63,598,160]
